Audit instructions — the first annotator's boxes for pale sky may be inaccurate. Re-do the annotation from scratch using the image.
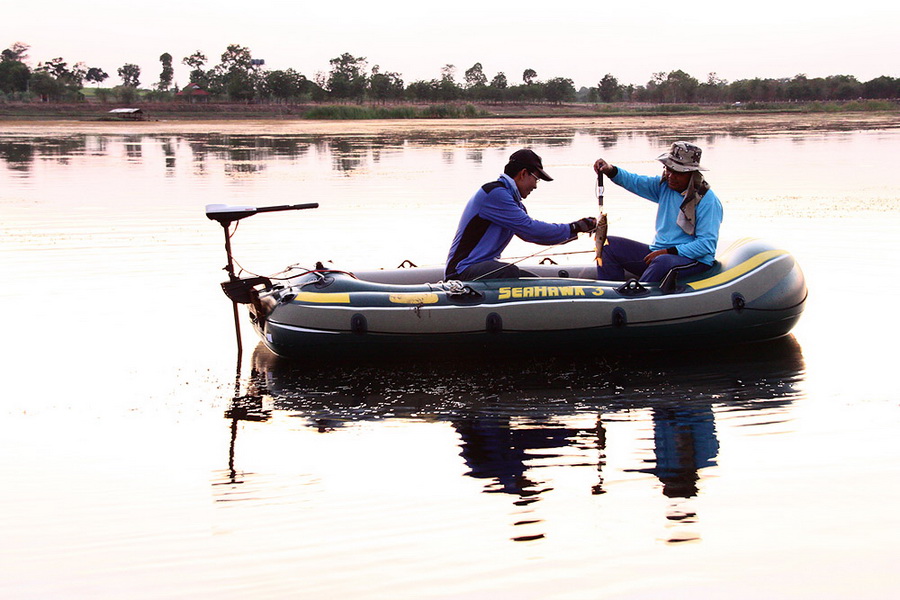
[5,0,899,90]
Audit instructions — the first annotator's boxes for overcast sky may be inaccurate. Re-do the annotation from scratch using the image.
[6,0,899,89]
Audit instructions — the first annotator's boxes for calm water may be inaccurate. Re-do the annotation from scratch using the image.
[2,116,899,599]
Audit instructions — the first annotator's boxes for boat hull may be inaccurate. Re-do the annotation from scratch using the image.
[249,239,807,359]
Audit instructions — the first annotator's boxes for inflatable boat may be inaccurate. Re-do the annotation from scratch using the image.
[206,205,807,360]
[247,243,805,359]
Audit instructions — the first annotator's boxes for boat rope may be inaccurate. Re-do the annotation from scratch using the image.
[503,249,594,261]
[229,254,359,283]
[230,256,298,281]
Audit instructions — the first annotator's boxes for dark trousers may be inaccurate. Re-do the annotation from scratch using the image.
[456,260,536,281]
[596,236,711,282]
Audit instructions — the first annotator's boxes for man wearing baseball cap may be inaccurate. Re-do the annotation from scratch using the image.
[592,141,723,283]
[445,148,596,280]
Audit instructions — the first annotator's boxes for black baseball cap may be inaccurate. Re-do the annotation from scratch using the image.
[508,149,553,181]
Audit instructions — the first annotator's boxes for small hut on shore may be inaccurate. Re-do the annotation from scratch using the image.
[107,108,145,120]
[176,83,211,103]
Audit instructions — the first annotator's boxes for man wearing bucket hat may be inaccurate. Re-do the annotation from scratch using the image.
[592,141,723,283]
[445,148,596,280]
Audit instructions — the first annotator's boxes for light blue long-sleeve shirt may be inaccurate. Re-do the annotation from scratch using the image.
[611,167,723,265]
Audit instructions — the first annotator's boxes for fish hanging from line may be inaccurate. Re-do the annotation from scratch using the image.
[594,212,608,266]
[595,172,608,266]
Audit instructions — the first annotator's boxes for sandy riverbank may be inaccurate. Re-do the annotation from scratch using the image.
[2,112,899,137]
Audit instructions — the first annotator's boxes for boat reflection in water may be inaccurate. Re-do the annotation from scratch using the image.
[223,336,805,543]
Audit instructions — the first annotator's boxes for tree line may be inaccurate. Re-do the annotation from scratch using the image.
[2,41,899,106]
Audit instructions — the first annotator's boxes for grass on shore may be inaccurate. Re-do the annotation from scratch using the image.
[303,103,486,119]
[0,99,897,121]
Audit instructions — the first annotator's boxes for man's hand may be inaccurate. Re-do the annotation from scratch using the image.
[593,159,615,176]
[644,249,671,264]
[570,217,598,234]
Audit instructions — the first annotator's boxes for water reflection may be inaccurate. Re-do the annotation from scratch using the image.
[0,128,740,176]
[124,135,142,160]
[221,337,805,542]
[0,140,33,172]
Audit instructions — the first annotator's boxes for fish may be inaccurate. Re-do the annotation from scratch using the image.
[594,171,607,267]
[594,212,608,266]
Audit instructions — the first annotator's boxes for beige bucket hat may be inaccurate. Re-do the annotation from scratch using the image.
[657,141,708,172]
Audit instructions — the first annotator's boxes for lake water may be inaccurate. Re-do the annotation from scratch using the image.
[2,114,899,599]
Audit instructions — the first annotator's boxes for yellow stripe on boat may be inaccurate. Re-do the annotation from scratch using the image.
[292,292,352,304]
[390,292,439,304]
[688,249,787,290]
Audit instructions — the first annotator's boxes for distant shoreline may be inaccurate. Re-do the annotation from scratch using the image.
[2,104,899,139]
[1,99,898,123]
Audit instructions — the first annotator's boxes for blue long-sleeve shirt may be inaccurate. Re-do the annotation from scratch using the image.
[445,174,571,278]
[611,167,723,265]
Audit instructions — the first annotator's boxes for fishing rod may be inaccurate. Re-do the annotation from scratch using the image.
[503,249,594,261]
[468,237,577,281]
[469,219,603,281]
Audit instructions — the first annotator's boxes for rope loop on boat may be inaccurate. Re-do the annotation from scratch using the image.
[437,280,485,303]
[616,278,649,297]
[441,280,475,296]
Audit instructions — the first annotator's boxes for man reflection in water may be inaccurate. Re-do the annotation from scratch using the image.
[445,149,596,280]
[645,405,719,498]
[454,405,719,501]
[454,414,575,498]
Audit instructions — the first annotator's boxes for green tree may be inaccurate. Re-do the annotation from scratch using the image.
[657,70,699,103]
[441,64,456,82]
[698,72,727,103]
[484,72,508,102]
[212,44,257,100]
[39,57,86,87]
[0,43,30,94]
[863,75,900,99]
[118,63,141,87]
[543,77,576,103]
[2,41,30,63]
[635,71,667,103]
[183,51,207,71]
[435,65,461,101]
[114,85,139,103]
[157,53,174,91]
[783,74,814,101]
[597,73,619,102]
[406,80,435,102]
[261,68,307,101]
[823,75,861,100]
[464,62,487,89]
[326,53,368,101]
[182,51,209,88]
[369,66,404,103]
[0,60,29,93]
[29,71,65,101]
[34,57,86,100]
[85,67,108,86]
[523,68,537,85]
[219,44,252,73]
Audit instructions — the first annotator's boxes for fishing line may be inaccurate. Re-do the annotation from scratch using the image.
[469,179,603,281]
[469,228,599,282]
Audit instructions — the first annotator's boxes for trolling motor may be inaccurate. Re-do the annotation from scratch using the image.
[206,202,319,356]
